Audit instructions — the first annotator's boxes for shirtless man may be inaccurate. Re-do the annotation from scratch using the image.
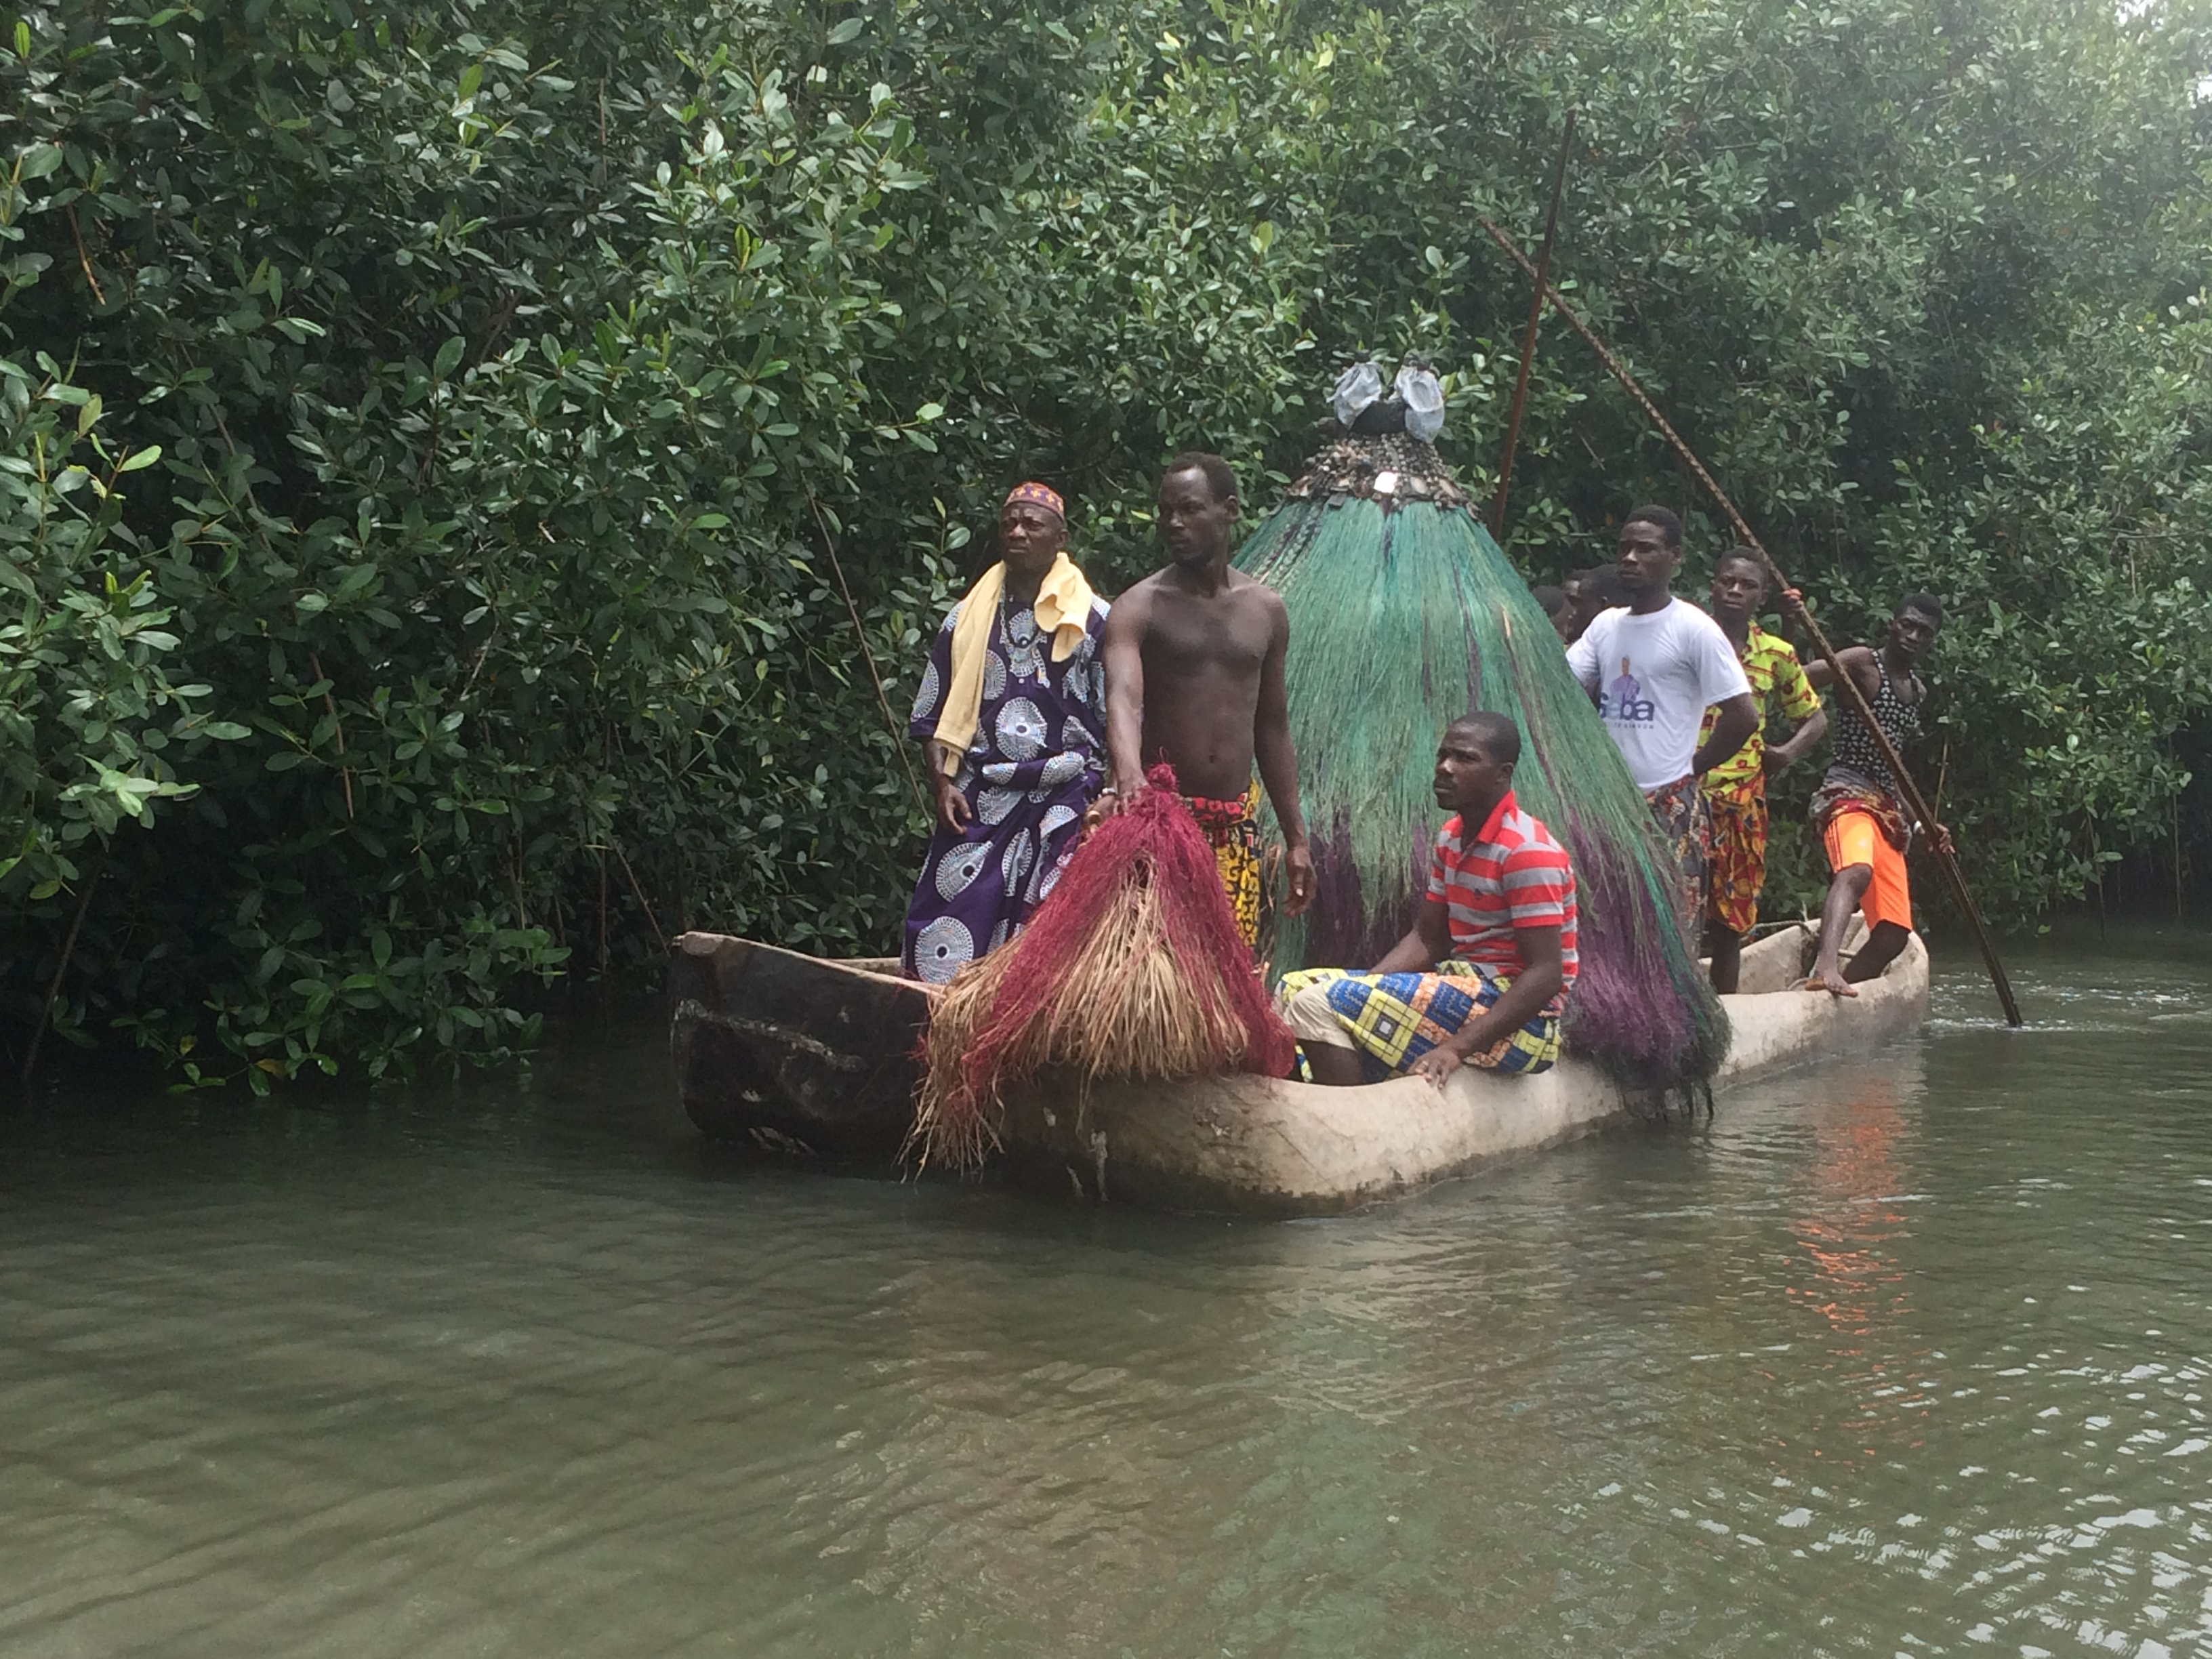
[1100,453,1315,945]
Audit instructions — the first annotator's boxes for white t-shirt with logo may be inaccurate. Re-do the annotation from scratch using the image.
[1566,598,1752,791]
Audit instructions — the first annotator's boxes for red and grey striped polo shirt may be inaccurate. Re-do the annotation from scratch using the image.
[1427,791,1579,989]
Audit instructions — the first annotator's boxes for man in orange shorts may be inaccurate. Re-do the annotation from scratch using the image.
[1795,592,1951,997]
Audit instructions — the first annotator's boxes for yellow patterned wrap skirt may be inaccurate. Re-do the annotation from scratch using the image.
[1183,782,1263,949]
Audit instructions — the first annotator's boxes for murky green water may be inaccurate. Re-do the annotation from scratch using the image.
[4,926,2211,1657]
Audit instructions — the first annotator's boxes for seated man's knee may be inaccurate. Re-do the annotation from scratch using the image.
[1834,861,1874,899]
[1283,980,1351,1047]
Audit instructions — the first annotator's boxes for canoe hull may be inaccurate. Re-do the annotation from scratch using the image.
[995,925,1929,1216]
[663,923,1929,1210]
[668,933,929,1161]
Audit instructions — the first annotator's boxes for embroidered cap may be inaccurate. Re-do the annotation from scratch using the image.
[1002,480,1065,522]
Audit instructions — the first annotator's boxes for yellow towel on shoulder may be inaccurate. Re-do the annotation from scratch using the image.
[930,552,1097,776]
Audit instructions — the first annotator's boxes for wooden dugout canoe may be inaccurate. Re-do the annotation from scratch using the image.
[996,923,1927,1214]
[667,922,1929,1214]
[667,934,926,1162]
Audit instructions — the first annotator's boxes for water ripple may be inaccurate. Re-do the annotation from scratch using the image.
[2,929,2210,1655]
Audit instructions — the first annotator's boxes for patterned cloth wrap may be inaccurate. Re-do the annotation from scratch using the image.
[901,590,1109,983]
[1809,779,1910,851]
[1698,621,1822,935]
[1703,771,1769,937]
[1643,772,1713,940]
[1183,781,1263,949]
[1277,962,1564,1082]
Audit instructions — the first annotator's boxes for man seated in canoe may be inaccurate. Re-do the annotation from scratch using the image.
[1097,453,1315,945]
[1790,590,1952,998]
[900,482,1109,984]
[1276,712,1577,1088]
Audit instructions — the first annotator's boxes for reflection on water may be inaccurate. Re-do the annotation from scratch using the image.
[1790,1076,1913,1340]
[1,924,2210,1656]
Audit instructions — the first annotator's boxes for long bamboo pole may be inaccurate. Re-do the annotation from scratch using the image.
[1488,110,1576,539]
[1477,216,2025,1027]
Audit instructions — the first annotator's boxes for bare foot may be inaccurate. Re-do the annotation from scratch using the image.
[1800,965,1859,998]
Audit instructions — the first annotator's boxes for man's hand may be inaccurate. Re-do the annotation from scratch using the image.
[1088,771,1142,827]
[1778,586,1808,626]
[1694,693,1759,778]
[1763,708,1826,777]
[1282,841,1317,918]
[1408,1046,1463,1090]
[1929,822,1955,857]
[932,773,973,835]
[1080,787,1119,840]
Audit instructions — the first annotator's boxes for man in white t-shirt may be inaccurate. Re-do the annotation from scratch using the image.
[1567,506,1758,937]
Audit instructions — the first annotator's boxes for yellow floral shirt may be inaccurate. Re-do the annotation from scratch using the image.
[1699,621,1821,790]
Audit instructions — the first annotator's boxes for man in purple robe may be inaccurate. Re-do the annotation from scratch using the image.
[900,483,1109,983]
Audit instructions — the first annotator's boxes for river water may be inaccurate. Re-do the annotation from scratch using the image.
[3,926,2210,1657]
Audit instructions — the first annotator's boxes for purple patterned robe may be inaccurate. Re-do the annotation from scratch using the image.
[901,592,1111,983]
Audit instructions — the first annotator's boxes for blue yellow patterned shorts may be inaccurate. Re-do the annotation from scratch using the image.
[1277,961,1563,1083]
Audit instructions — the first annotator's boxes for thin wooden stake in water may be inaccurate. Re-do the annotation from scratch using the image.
[22,866,98,1088]
[808,492,930,821]
[611,842,668,954]
[1490,110,1576,540]
[1477,216,2026,1027]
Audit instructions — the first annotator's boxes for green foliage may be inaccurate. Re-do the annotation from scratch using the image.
[1843,299,2212,914]
[0,357,216,901]
[0,0,948,1084]
[2,0,2208,1084]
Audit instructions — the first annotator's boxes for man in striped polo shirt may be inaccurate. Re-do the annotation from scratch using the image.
[1277,712,1578,1087]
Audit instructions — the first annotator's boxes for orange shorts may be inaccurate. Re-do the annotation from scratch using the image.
[1822,806,1911,932]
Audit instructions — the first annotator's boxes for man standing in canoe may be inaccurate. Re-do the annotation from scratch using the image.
[1099,453,1315,945]
[1567,506,1759,938]
[1793,591,1951,998]
[1559,562,1626,646]
[1700,548,1828,992]
[1277,713,1576,1086]
[900,482,1109,984]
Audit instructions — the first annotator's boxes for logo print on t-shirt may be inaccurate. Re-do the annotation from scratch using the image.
[1600,657,1656,725]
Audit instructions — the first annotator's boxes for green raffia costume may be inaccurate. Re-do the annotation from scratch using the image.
[1235,408,1727,1090]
